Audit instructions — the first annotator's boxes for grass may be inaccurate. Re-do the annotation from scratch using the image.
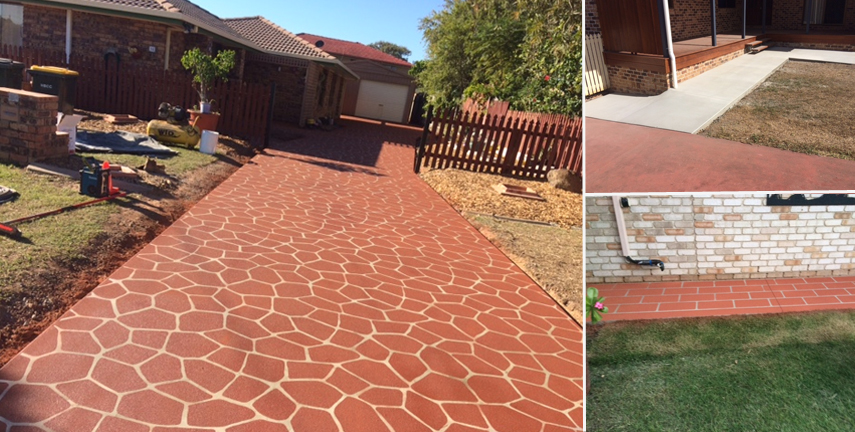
[587,311,855,431]
[701,60,855,161]
[78,146,219,176]
[0,163,121,287]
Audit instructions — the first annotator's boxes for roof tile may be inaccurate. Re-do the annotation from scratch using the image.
[224,17,335,60]
[297,34,412,68]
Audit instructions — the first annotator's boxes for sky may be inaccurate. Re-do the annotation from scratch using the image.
[194,0,445,62]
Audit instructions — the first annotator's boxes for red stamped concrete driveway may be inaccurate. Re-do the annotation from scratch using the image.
[586,118,855,193]
[593,276,855,321]
[0,118,583,431]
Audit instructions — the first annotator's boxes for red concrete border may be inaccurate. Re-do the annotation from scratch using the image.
[592,276,855,321]
[585,118,855,193]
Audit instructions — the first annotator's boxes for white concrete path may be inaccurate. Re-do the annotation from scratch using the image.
[586,47,855,134]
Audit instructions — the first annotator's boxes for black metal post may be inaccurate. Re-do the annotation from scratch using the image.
[742,0,747,38]
[414,106,433,174]
[762,0,767,34]
[806,0,812,34]
[656,0,669,58]
[711,0,718,46]
[263,82,276,149]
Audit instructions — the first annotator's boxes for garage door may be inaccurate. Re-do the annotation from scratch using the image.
[354,80,410,123]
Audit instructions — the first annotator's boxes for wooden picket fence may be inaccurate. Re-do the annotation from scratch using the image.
[0,45,273,143]
[414,109,583,179]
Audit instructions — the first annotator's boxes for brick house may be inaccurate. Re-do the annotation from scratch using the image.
[590,0,855,95]
[0,0,357,126]
[586,194,855,284]
[298,34,416,124]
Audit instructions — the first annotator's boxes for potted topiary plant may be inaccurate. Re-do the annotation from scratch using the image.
[180,47,236,132]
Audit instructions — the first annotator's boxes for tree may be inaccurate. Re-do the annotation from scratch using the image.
[418,0,582,115]
[180,48,236,108]
[368,41,412,61]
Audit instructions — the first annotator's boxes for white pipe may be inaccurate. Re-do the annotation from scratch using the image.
[165,29,172,70]
[662,0,678,89]
[65,10,72,64]
[612,196,632,257]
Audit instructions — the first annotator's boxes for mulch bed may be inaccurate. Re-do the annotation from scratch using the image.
[419,168,583,229]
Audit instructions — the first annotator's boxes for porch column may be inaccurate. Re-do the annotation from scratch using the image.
[711,0,717,46]
[762,0,767,34]
[805,0,812,34]
[742,0,747,39]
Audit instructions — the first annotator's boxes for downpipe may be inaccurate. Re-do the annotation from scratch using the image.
[662,0,679,89]
[612,196,666,271]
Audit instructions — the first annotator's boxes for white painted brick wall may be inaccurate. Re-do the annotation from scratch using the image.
[586,194,855,283]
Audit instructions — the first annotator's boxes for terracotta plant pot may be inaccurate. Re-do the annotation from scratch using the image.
[190,110,220,132]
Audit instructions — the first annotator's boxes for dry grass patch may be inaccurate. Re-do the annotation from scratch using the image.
[702,60,855,160]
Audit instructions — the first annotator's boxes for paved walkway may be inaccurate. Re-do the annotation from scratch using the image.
[585,118,855,193]
[0,119,583,431]
[586,47,855,133]
[592,276,855,321]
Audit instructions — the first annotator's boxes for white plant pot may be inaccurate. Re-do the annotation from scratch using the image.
[200,102,212,114]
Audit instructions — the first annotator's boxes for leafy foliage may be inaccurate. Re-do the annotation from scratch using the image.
[586,287,609,323]
[417,0,582,115]
[368,41,412,61]
[180,48,236,104]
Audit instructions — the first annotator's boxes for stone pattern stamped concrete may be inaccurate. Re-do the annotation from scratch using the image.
[594,276,855,321]
[0,119,583,431]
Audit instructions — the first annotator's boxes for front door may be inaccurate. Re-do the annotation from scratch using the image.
[746,0,774,26]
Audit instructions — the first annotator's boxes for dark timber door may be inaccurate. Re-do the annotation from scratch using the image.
[746,0,773,26]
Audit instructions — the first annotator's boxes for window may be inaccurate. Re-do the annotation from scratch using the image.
[718,0,736,8]
[0,4,23,48]
[805,0,845,24]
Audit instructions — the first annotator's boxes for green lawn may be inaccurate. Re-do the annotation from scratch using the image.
[587,312,855,432]
[0,163,121,289]
[78,146,219,176]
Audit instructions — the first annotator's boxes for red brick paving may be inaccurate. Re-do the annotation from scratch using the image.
[0,118,582,431]
[593,276,855,321]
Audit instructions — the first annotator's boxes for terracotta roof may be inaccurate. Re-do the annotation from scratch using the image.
[162,0,246,40]
[297,33,412,68]
[224,17,335,60]
[86,0,169,10]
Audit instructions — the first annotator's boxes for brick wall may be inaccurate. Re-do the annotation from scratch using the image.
[606,64,671,95]
[773,41,855,51]
[670,0,744,41]
[0,88,67,165]
[22,4,226,73]
[587,0,601,34]
[300,62,320,126]
[243,61,307,125]
[675,46,745,81]
[587,194,855,284]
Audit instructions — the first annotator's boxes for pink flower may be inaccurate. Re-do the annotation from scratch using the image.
[545,75,551,81]
[595,302,604,310]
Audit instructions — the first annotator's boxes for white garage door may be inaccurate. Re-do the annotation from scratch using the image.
[354,80,409,123]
